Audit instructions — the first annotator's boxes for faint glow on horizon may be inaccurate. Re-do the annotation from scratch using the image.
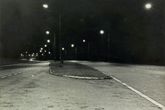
[145,3,152,9]
[43,4,48,8]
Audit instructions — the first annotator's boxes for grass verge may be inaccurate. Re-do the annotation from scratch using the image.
[49,62,111,79]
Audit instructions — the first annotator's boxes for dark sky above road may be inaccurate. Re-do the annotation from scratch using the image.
[0,0,164,64]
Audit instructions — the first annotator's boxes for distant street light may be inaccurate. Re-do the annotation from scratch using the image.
[83,39,85,42]
[42,54,44,56]
[40,50,42,53]
[43,4,48,8]
[46,31,49,34]
[44,50,46,52]
[48,52,51,54]
[100,30,104,34]
[47,39,50,43]
[26,51,27,53]
[145,3,152,9]
[45,45,47,47]
[62,47,65,50]
[71,44,74,47]
[41,48,43,50]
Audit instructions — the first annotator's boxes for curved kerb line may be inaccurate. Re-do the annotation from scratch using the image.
[102,71,165,110]
[49,69,100,79]
[63,75,99,79]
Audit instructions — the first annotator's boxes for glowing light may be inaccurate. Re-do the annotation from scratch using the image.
[47,39,50,43]
[145,3,152,9]
[46,31,49,34]
[62,48,65,50]
[43,4,48,8]
[83,39,85,42]
[71,44,74,47]
[100,30,104,34]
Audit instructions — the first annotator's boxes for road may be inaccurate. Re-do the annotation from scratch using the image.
[0,61,164,110]
[77,61,165,107]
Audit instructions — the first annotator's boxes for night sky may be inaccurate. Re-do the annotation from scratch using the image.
[0,0,164,65]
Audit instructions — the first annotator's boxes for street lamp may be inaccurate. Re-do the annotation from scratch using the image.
[43,4,48,8]
[100,30,104,34]
[45,45,47,47]
[83,39,85,42]
[46,31,49,34]
[62,47,65,50]
[145,3,152,9]
[47,39,50,43]
[41,48,43,50]
[71,44,74,47]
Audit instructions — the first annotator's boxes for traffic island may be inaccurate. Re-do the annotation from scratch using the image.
[49,62,112,80]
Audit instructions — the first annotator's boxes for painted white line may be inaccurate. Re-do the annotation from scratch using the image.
[1,76,6,78]
[102,72,165,110]
[14,73,17,75]
[63,75,99,79]
[8,74,12,77]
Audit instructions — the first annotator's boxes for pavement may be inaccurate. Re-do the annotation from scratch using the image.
[0,60,164,110]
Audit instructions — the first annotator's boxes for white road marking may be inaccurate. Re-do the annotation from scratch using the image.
[102,72,165,110]
[8,74,12,77]
[1,76,6,78]
[14,73,17,75]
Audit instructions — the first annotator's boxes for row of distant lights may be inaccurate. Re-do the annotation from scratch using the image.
[43,3,152,9]
[21,53,38,57]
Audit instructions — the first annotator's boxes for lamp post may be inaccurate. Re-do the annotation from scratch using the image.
[83,39,89,60]
[43,4,48,8]
[145,3,152,9]
[100,30,104,61]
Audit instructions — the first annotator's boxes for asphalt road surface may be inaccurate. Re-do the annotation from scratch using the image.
[77,61,165,108]
[0,61,164,110]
